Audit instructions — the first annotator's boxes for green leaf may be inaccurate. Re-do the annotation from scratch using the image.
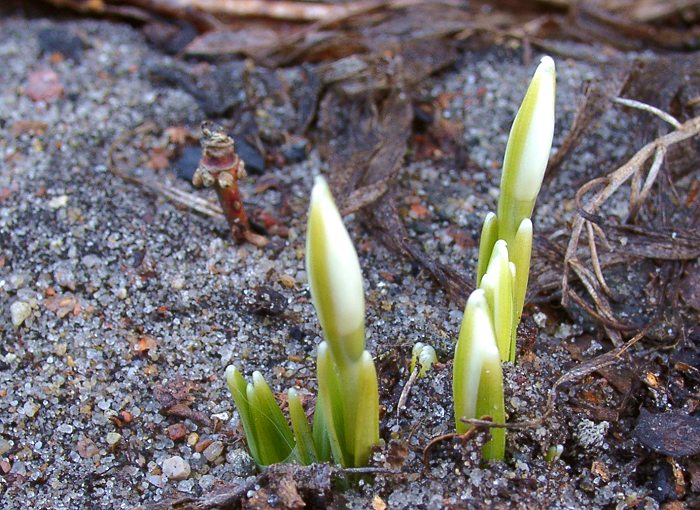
[312,402,331,462]
[306,177,366,366]
[225,365,261,465]
[476,349,506,460]
[352,352,380,467]
[511,218,533,327]
[497,56,556,246]
[411,342,437,377]
[316,341,348,466]
[476,212,498,287]
[453,289,506,460]
[248,372,295,466]
[454,290,492,434]
[480,240,514,362]
[288,388,317,465]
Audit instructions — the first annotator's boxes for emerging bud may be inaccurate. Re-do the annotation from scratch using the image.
[453,289,505,460]
[480,240,514,362]
[497,56,556,246]
[411,342,438,377]
[306,176,365,364]
[502,56,556,204]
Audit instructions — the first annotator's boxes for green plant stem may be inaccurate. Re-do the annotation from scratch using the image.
[288,389,317,465]
[496,197,534,250]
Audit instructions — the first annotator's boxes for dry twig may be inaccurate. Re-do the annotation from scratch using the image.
[562,111,700,337]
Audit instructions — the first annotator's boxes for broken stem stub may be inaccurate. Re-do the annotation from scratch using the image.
[193,122,266,246]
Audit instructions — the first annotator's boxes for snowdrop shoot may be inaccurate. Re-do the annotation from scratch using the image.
[306,176,379,468]
[497,55,556,248]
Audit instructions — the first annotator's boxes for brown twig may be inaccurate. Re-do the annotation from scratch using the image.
[422,419,490,466]
[396,365,420,423]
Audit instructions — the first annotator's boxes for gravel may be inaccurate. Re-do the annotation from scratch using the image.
[0,13,658,510]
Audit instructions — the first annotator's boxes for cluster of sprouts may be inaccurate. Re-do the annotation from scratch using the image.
[453,56,556,459]
[226,56,556,467]
[226,177,378,467]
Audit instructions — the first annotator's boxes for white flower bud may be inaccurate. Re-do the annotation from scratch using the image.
[306,176,365,363]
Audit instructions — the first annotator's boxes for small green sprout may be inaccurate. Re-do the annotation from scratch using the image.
[225,367,297,466]
[475,55,556,355]
[496,55,556,249]
[454,56,556,460]
[225,176,378,468]
[544,444,564,462]
[307,176,379,468]
[479,240,515,362]
[453,290,505,460]
[410,342,438,377]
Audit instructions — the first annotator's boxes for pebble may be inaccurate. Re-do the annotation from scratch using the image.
[22,401,40,418]
[146,474,165,488]
[198,474,216,491]
[226,448,256,476]
[0,437,11,455]
[11,301,32,327]
[77,437,99,458]
[57,423,74,434]
[48,194,69,209]
[195,438,212,453]
[53,263,76,290]
[25,69,64,102]
[162,456,191,481]
[106,432,122,446]
[211,411,229,422]
[166,423,188,442]
[203,441,224,462]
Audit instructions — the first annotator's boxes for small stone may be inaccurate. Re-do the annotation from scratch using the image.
[10,460,26,476]
[106,432,122,446]
[77,437,99,458]
[11,301,32,327]
[167,423,188,442]
[146,473,165,488]
[22,401,40,418]
[8,272,30,290]
[203,441,224,462]
[162,456,191,481]
[53,263,76,290]
[177,479,196,493]
[48,195,68,209]
[81,254,103,268]
[0,437,12,455]
[57,423,74,434]
[226,448,256,476]
[198,474,216,491]
[116,287,128,300]
[186,432,199,447]
[195,438,213,453]
[279,274,296,288]
[171,276,185,290]
[26,69,64,102]
[211,411,229,422]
